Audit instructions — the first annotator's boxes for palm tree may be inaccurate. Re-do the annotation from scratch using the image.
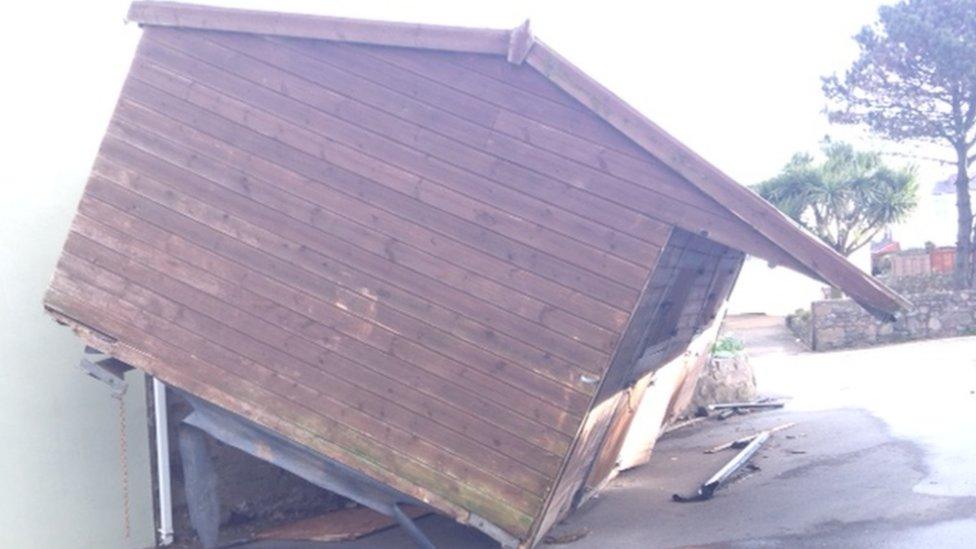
[756,139,917,258]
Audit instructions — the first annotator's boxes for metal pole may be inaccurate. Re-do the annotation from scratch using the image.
[392,503,435,549]
[702,430,769,493]
[153,378,175,545]
[673,430,770,502]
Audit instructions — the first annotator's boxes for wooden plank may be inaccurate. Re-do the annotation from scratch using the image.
[113,80,616,377]
[120,65,641,313]
[127,1,511,54]
[108,99,629,334]
[162,29,668,261]
[584,383,646,491]
[98,123,619,358]
[57,245,549,506]
[272,37,729,219]
[527,393,622,545]
[80,179,595,414]
[44,282,537,535]
[446,51,581,108]
[134,34,650,295]
[90,145,606,386]
[525,228,722,546]
[273,36,729,220]
[269,36,812,271]
[359,43,650,161]
[74,197,583,443]
[255,506,430,542]
[63,226,566,480]
[103,120,621,352]
[247,35,674,245]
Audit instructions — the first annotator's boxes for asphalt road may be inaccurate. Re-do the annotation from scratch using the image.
[246,314,976,548]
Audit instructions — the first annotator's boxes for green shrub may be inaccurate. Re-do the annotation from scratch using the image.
[712,335,745,357]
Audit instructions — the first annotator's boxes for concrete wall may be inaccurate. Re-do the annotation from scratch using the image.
[0,2,154,547]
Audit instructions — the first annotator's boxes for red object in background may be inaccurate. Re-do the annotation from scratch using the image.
[929,247,956,273]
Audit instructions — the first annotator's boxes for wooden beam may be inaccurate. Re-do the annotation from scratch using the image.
[127,1,510,55]
[507,20,533,65]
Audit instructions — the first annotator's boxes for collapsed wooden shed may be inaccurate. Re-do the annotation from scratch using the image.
[44,2,908,547]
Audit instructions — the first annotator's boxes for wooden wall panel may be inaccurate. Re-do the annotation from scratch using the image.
[45,25,758,544]
[582,241,745,495]
[527,229,740,545]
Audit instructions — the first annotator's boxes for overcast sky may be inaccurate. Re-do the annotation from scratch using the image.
[2,0,949,211]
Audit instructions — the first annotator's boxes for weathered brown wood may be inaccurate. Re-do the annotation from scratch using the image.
[120,69,642,312]
[109,98,630,333]
[256,505,430,542]
[101,121,621,353]
[132,33,650,297]
[158,29,669,261]
[276,36,814,271]
[45,282,536,535]
[96,125,613,369]
[62,226,565,481]
[91,143,605,392]
[583,384,646,492]
[83,176,596,412]
[74,197,583,442]
[57,246,547,508]
[288,37,726,218]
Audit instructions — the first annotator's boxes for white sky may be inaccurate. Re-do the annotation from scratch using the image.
[0,0,954,236]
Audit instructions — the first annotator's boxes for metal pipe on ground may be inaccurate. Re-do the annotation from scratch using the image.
[672,430,770,502]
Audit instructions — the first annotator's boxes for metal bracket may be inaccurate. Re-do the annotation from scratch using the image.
[78,346,131,398]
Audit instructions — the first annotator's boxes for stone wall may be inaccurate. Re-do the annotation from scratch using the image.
[786,309,813,349]
[795,289,976,351]
[877,273,954,295]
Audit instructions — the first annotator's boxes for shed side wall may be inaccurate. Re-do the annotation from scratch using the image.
[527,229,740,545]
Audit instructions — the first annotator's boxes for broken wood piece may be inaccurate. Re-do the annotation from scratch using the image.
[708,400,786,411]
[663,417,706,435]
[255,505,430,542]
[716,409,735,420]
[543,527,590,545]
[673,431,770,502]
[705,422,796,454]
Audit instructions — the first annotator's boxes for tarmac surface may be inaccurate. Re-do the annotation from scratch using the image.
[244,314,976,548]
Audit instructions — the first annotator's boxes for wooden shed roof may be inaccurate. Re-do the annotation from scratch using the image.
[126,0,908,319]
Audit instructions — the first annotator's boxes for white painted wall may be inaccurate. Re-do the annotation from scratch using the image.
[0,1,154,547]
[0,151,155,549]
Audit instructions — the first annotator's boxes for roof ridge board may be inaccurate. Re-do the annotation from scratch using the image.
[127,1,514,55]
